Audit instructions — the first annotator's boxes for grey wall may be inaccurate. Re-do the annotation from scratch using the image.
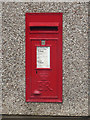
[2,2,88,116]
[0,2,2,118]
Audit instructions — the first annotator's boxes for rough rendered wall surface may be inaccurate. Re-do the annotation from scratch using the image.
[0,2,2,118]
[2,2,88,116]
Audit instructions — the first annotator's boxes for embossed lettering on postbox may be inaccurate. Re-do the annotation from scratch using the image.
[26,13,63,102]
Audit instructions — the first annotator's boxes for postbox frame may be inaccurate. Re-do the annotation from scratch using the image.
[25,13,63,102]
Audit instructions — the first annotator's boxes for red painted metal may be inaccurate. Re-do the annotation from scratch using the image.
[25,13,63,102]
[29,22,59,26]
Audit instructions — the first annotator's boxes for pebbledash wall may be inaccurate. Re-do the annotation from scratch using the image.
[2,2,88,116]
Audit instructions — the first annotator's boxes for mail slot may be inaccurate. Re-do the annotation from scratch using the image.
[25,13,63,102]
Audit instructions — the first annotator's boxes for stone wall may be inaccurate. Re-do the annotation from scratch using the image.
[2,2,88,116]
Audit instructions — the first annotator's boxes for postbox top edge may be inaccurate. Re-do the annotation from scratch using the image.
[25,12,63,16]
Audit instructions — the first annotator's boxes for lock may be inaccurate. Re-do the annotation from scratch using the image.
[26,13,63,102]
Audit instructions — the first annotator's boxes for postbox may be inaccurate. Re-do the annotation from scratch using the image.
[25,13,63,102]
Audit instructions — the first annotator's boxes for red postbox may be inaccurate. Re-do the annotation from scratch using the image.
[26,13,63,102]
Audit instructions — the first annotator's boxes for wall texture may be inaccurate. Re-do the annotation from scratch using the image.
[2,2,88,116]
[0,2,2,118]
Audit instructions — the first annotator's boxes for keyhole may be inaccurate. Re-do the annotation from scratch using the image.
[36,70,37,74]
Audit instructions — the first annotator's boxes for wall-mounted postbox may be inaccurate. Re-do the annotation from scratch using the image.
[26,13,62,102]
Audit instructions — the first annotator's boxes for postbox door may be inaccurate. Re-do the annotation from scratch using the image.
[30,39,61,101]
